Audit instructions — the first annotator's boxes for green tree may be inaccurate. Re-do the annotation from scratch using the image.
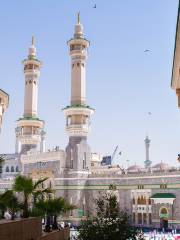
[13,175,52,218]
[0,193,6,219]
[77,193,144,240]
[35,197,76,232]
[0,190,22,220]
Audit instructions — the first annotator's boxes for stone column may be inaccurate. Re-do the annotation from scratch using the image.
[135,196,138,225]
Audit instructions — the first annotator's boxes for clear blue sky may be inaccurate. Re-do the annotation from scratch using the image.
[0,0,179,168]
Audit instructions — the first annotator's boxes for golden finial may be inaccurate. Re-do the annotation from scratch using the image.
[32,36,35,45]
[77,11,80,24]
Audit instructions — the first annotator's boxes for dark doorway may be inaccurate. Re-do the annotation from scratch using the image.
[160,218,168,230]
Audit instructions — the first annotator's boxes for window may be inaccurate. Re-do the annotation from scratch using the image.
[16,166,19,172]
[132,213,135,223]
[137,196,146,205]
[138,213,142,225]
[149,213,152,225]
[6,166,9,172]
[77,62,80,67]
[83,153,86,169]
[70,149,73,169]
[160,184,167,189]
[143,213,147,224]
[138,185,144,189]
[70,45,75,51]
[11,166,14,172]
[160,207,168,214]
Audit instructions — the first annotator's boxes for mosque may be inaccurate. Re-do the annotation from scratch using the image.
[1,7,180,230]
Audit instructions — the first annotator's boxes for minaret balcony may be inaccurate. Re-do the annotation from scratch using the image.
[63,105,94,117]
[17,118,44,128]
[18,133,41,145]
[66,124,90,136]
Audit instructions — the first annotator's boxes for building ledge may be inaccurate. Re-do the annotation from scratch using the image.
[17,116,44,122]
[63,104,94,111]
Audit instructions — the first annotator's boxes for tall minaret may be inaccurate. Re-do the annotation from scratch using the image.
[15,37,45,154]
[144,135,152,168]
[63,13,94,174]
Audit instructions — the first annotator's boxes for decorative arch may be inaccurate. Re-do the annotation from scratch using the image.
[159,206,169,219]
[137,195,146,205]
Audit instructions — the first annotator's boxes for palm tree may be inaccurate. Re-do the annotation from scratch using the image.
[13,175,52,218]
[0,190,22,220]
[35,197,76,232]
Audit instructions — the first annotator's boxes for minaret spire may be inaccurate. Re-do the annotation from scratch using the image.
[77,11,80,24]
[32,36,35,45]
[28,36,36,59]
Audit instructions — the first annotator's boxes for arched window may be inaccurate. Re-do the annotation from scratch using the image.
[132,198,135,204]
[160,207,168,214]
[138,213,142,225]
[6,166,9,172]
[16,166,19,172]
[11,166,14,172]
[143,213,147,224]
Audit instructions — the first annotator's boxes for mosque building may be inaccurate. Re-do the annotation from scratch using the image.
[1,6,180,230]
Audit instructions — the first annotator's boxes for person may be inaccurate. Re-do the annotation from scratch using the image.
[4,211,11,220]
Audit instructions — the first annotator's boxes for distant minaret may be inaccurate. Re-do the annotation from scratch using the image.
[144,136,152,168]
[63,13,94,174]
[15,37,45,154]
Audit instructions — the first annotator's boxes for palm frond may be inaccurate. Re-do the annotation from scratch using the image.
[33,177,48,190]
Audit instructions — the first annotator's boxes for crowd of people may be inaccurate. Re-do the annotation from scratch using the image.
[144,229,180,240]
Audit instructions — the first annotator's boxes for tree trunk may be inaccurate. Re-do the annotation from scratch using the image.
[23,195,29,218]
[11,211,15,220]
[45,215,51,232]
[52,215,58,230]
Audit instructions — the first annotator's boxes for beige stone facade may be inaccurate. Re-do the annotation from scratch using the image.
[0,89,9,132]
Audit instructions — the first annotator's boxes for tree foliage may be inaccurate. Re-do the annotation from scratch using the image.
[13,175,52,218]
[77,193,144,240]
[0,190,22,220]
[34,197,76,232]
